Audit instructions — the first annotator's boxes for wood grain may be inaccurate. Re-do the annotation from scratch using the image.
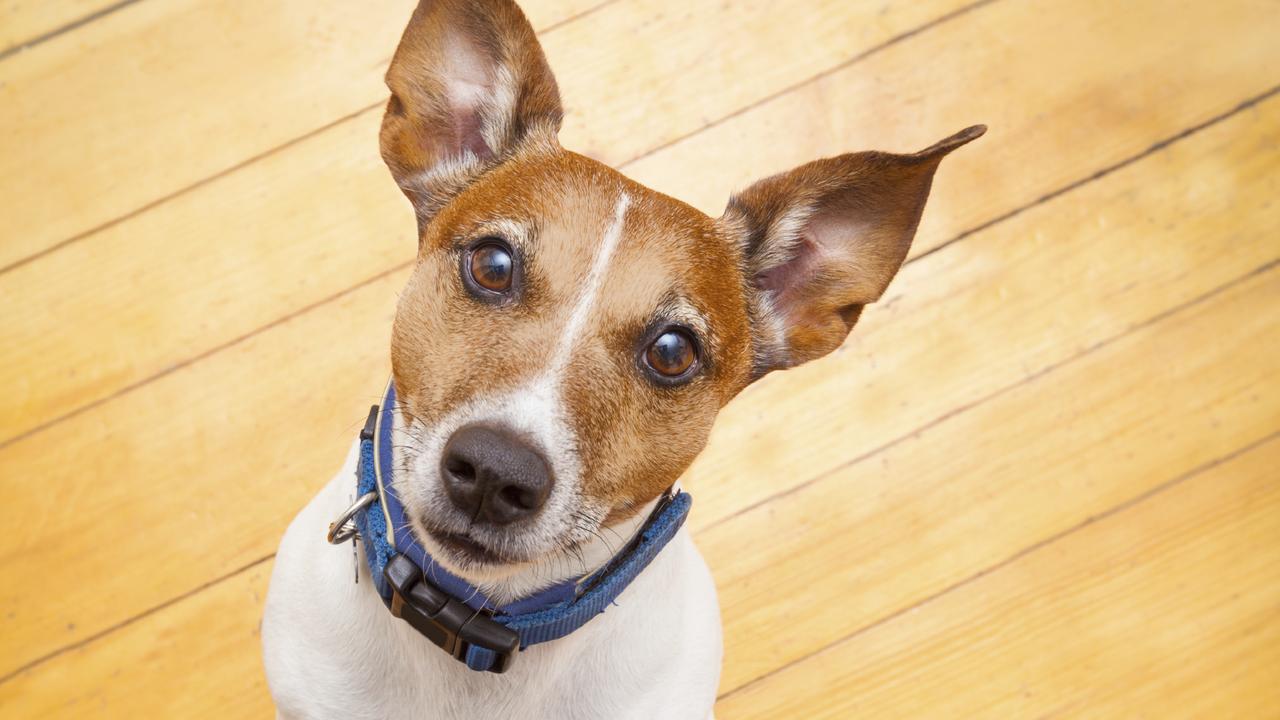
[2,59,1274,687]
[0,0,971,269]
[0,0,1276,715]
[716,435,1280,719]
[707,264,1278,693]
[4,190,1273,719]
[682,86,1280,538]
[5,0,1278,457]
[0,0,123,54]
[0,561,277,718]
[626,0,1280,249]
[0,268,402,678]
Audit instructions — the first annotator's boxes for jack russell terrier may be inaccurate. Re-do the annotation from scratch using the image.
[261,0,982,717]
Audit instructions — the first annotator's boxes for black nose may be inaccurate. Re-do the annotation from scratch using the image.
[441,424,553,525]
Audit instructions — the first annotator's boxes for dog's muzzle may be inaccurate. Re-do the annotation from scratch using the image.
[326,381,692,673]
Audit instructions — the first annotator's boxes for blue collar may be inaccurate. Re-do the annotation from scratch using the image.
[349,383,692,673]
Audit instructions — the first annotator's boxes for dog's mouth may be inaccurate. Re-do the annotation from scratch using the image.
[421,525,521,567]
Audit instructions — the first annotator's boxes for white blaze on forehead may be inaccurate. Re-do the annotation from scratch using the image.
[548,191,632,374]
[509,189,630,488]
[401,190,636,587]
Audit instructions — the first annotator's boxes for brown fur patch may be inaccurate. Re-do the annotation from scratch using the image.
[392,141,755,527]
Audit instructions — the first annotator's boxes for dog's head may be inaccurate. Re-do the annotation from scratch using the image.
[380,0,981,594]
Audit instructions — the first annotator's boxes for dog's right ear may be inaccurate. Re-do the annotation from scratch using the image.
[380,0,563,232]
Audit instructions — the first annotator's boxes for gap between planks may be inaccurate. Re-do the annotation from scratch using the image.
[0,0,623,63]
[701,255,1280,537]
[4,0,1272,693]
[1,150,1273,687]
[0,0,143,62]
[4,270,1272,689]
[3,79,1276,455]
[717,429,1280,709]
[0,0,995,277]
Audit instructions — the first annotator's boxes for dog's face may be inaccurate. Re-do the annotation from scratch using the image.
[390,144,754,574]
[379,0,981,588]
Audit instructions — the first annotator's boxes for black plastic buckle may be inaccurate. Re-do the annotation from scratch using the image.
[360,405,379,442]
[384,554,520,673]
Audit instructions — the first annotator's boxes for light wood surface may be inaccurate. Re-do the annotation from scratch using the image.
[0,0,1276,717]
[0,0,120,54]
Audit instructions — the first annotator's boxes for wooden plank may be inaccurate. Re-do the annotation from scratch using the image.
[0,0,412,269]
[5,0,1278,447]
[0,111,407,443]
[705,264,1279,693]
[0,1,121,55]
[0,0,973,269]
[4,219,1274,720]
[0,0,595,267]
[1,73,1274,680]
[625,0,1280,253]
[0,561,277,718]
[682,91,1280,535]
[715,437,1280,719]
[0,270,405,680]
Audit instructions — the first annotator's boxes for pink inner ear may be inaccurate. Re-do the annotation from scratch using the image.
[448,97,492,160]
[756,207,871,303]
[760,203,890,309]
[442,35,497,160]
[756,233,825,307]
[754,229,843,345]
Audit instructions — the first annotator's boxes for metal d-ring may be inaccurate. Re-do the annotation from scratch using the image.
[327,491,377,545]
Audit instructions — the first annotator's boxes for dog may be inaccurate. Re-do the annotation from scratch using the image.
[261,1,982,717]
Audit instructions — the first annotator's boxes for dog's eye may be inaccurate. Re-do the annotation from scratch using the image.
[466,240,514,294]
[645,328,698,379]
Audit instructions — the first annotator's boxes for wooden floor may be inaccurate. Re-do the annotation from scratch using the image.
[1,0,1277,717]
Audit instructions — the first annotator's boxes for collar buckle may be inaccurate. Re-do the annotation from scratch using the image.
[384,554,520,673]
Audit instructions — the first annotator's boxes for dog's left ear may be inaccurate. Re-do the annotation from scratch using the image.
[380,0,563,232]
[722,125,985,375]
